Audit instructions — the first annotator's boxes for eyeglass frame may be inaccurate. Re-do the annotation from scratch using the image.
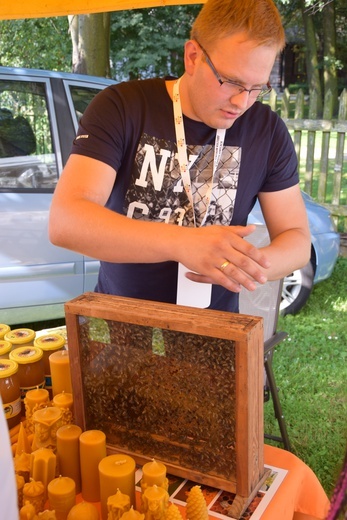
[195,40,272,99]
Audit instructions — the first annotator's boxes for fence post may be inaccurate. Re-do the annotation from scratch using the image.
[280,88,290,119]
[318,89,334,202]
[333,89,347,206]
[293,89,305,165]
[304,89,319,194]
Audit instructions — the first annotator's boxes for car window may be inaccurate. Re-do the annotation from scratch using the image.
[0,79,58,190]
[68,84,103,123]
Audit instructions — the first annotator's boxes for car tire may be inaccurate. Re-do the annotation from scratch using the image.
[280,260,315,316]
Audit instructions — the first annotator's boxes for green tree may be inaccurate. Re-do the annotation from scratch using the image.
[0,17,71,71]
[109,5,202,80]
[278,0,346,116]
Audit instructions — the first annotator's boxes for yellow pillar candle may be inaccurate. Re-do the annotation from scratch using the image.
[49,351,73,397]
[32,406,63,450]
[30,447,57,499]
[56,424,82,494]
[99,455,136,520]
[52,392,74,425]
[34,333,65,397]
[120,507,144,520]
[141,460,168,492]
[23,478,45,514]
[79,429,106,502]
[48,476,76,520]
[66,502,99,520]
[142,485,169,520]
[107,488,131,520]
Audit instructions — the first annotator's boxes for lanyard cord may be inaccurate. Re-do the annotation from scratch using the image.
[173,77,226,227]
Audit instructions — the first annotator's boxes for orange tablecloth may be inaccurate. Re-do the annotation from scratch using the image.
[75,445,330,520]
[261,445,330,520]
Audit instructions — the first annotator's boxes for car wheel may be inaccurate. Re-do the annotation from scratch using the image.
[280,260,315,316]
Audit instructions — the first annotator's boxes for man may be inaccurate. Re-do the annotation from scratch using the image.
[49,0,310,313]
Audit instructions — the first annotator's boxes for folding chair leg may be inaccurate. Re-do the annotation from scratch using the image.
[264,356,292,451]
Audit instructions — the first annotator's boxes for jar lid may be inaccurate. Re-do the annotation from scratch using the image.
[0,340,12,356]
[34,333,65,351]
[0,359,18,378]
[0,324,11,338]
[10,346,43,364]
[4,328,36,344]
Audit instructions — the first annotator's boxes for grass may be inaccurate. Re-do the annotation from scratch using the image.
[264,255,347,496]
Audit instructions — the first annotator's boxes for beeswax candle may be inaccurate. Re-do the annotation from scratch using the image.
[23,478,45,514]
[67,501,100,520]
[32,406,63,450]
[49,350,72,397]
[99,455,136,520]
[25,388,50,416]
[48,475,76,520]
[107,488,131,519]
[56,424,82,494]
[53,392,74,425]
[79,429,106,502]
[24,388,50,434]
[142,485,169,520]
[120,507,144,520]
[141,460,168,492]
[30,447,57,499]
[15,422,32,456]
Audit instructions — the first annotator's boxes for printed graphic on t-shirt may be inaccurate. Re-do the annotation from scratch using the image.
[125,133,241,227]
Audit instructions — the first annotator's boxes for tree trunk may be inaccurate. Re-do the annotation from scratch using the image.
[322,0,338,116]
[68,13,111,77]
[300,0,323,116]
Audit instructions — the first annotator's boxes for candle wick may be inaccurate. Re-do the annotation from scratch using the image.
[114,460,128,466]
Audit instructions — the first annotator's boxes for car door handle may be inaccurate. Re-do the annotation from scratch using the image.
[0,262,78,281]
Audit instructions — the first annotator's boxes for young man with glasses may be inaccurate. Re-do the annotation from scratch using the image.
[49,0,310,313]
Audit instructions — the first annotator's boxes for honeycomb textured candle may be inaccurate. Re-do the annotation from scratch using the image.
[186,486,208,520]
[164,503,184,520]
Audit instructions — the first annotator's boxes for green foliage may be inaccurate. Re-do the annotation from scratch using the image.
[110,5,202,80]
[265,256,347,496]
[0,17,72,71]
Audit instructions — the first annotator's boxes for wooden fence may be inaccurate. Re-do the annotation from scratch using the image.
[266,88,347,232]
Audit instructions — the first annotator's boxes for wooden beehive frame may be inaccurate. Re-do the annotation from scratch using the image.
[65,292,267,517]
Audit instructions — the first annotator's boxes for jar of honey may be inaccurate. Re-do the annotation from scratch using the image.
[0,340,12,359]
[9,346,45,414]
[0,359,21,429]
[0,324,11,340]
[34,334,65,397]
[4,328,36,347]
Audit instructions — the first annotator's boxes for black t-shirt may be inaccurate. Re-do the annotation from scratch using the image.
[71,78,298,312]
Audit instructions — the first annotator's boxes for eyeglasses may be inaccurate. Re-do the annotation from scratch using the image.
[196,41,272,99]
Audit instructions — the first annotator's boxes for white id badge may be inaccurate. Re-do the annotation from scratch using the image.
[176,263,212,308]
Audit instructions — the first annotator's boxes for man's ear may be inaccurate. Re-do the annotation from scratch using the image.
[184,40,200,76]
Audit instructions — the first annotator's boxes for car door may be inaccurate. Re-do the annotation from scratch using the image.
[0,69,110,324]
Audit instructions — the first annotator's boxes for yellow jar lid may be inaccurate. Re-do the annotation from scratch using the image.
[0,340,12,356]
[0,359,18,378]
[10,346,43,364]
[4,328,36,344]
[0,324,11,338]
[34,333,65,351]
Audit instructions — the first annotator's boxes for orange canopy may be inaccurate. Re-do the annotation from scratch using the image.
[1,0,201,20]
